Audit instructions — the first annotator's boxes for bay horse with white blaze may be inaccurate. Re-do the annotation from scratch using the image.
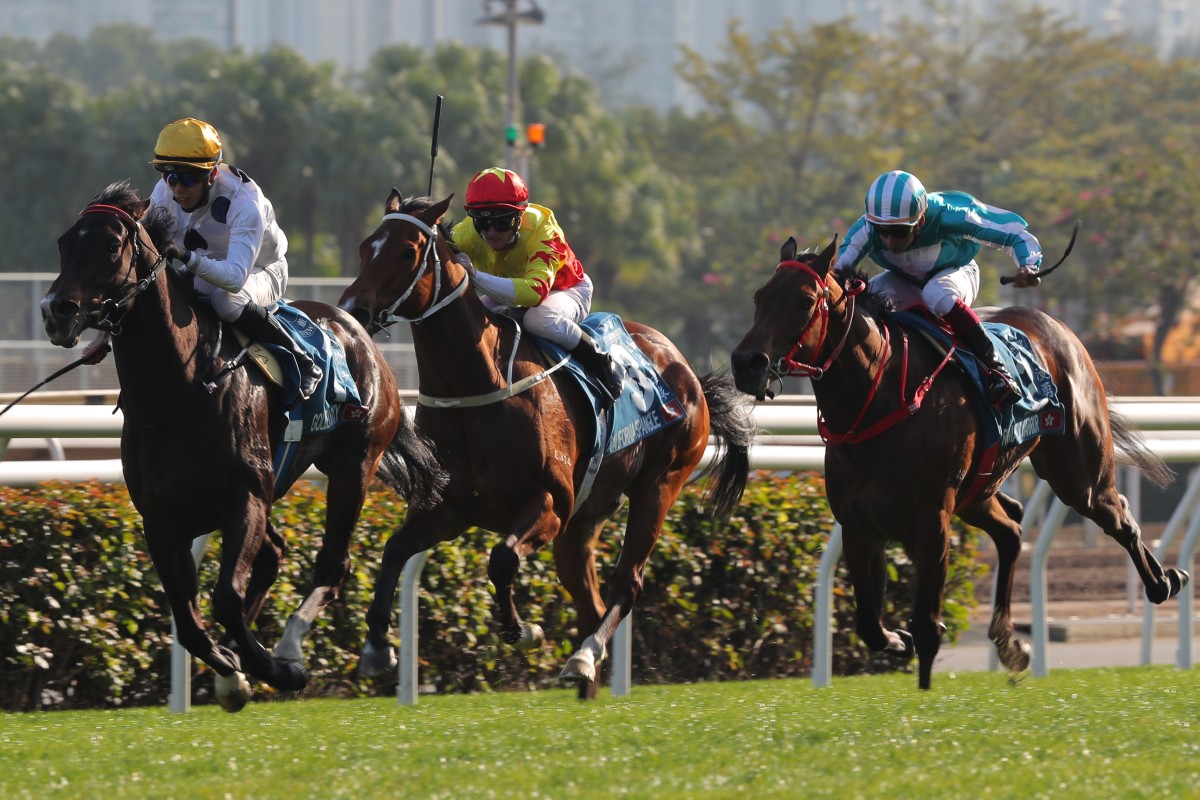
[730,236,1189,689]
[339,190,754,698]
[41,183,441,711]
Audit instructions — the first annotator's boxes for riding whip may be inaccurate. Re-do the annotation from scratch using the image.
[0,349,104,417]
[427,94,444,196]
[1001,220,1079,285]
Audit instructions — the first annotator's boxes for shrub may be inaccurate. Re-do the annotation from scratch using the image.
[0,474,983,711]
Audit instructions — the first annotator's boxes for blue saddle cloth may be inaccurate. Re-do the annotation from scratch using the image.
[887,310,1066,451]
[257,301,367,493]
[535,312,687,458]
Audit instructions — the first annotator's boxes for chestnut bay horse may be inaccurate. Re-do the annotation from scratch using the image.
[41,183,443,711]
[339,190,754,698]
[730,236,1189,690]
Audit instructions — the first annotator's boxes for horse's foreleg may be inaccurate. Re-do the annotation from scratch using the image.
[210,501,306,697]
[145,533,247,705]
[908,519,952,690]
[958,494,1030,674]
[488,498,562,648]
[842,537,915,660]
[275,477,363,666]
[361,510,460,679]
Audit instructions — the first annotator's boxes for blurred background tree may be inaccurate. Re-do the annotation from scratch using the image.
[1,7,1197,372]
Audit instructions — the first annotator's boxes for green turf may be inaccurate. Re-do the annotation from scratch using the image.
[2,667,1198,799]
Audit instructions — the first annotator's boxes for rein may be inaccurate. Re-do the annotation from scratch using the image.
[78,204,170,335]
[772,260,954,444]
[369,212,469,332]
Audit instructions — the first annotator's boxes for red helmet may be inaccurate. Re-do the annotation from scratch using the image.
[464,167,529,213]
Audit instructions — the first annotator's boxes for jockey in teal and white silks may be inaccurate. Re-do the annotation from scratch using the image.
[834,170,1043,403]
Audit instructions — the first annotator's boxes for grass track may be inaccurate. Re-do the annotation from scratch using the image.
[2,666,1199,799]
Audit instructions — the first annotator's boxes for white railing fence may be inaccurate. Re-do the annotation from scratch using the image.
[3,397,1200,708]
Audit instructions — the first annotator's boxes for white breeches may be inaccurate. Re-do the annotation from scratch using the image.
[868,261,980,317]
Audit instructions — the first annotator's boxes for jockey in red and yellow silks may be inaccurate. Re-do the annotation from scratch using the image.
[450,167,624,401]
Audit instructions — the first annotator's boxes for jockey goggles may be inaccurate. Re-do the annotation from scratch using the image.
[471,212,521,232]
[870,221,918,238]
[160,169,206,188]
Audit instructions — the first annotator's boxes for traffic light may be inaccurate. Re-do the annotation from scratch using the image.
[526,123,545,148]
[505,124,519,146]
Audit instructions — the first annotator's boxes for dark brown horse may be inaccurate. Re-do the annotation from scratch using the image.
[731,236,1189,689]
[339,190,753,698]
[41,183,441,711]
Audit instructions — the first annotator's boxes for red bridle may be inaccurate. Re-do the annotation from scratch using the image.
[773,259,865,380]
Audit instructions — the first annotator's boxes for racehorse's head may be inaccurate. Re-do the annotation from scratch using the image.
[41,182,160,347]
[730,235,839,400]
[339,188,455,333]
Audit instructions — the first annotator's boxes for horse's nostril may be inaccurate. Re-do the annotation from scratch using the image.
[50,298,80,321]
[348,307,372,330]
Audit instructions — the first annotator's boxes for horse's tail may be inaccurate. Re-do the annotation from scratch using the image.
[1110,406,1174,489]
[375,408,449,510]
[695,370,756,521]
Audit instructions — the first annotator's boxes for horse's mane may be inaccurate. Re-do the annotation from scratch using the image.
[791,247,894,316]
[88,181,177,250]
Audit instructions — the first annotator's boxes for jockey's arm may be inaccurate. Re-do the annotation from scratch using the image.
[181,204,266,292]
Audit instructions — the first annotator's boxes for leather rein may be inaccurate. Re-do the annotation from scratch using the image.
[772,259,954,445]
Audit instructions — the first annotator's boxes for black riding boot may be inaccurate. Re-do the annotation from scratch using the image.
[943,300,1018,404]
[570,332,625,403]
[236,302,324,400]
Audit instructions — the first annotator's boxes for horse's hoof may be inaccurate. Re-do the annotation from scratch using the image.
[215,671,253,713]
[885,629,915,661]
[514,623,544,651]
[561,650,596,684]
[275,659,310,692]
[1005,638,1032,673]
[358,640,397,679]
[1173,568,1191,596]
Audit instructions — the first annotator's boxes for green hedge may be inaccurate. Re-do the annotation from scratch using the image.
[0,475,984,711]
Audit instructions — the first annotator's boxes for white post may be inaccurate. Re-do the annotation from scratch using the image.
[1031,497,1071,678]
[610,614,632,696]
[397,550,432,705]
[167,534,211,713]
[811,523,843,688]
[1125,466,1142,613]
[1141,466,1200,663]
[1177,503,1200,670]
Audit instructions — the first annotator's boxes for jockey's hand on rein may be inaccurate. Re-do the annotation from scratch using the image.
[162,242,194,269]
[453,252,477,276]
[1012,266,1041,288]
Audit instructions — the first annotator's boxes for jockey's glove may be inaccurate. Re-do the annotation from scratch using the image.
[452,252,476,276]
[1013,265,1041,288]
[162,242,192,267]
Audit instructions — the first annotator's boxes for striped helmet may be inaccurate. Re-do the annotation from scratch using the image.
[864,170,927,226]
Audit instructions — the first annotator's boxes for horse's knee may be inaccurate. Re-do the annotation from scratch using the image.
[487,541,521,587]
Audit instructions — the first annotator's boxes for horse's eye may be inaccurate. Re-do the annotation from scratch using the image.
[398,244,418,262]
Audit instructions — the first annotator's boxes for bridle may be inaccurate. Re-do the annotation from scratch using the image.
[366,212,470,334]
[769,260,954,445]
[771,259,866,382]
[77,203,170,336]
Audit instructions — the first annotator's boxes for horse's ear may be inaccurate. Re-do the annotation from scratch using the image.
[780,236,798,263]
[386,188,402,214]
[422,193,455,224]
[132,198,150,221]
[816,235,839,275]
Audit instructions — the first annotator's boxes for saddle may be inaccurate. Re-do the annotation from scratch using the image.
[886,308,1066,507]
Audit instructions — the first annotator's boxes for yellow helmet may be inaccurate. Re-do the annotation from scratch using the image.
[149,118,223,171]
